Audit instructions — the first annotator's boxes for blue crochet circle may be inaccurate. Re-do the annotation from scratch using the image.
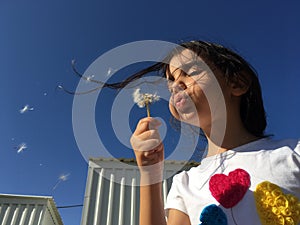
[199,204,227,225]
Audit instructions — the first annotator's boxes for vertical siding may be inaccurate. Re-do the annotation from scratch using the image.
[93,169,104,225]
[81,158,195,225]
[0,203,45,225]
[0,195,63,225]
[118,177,125,225]
[106,174,114,225]
[130,178,136,225]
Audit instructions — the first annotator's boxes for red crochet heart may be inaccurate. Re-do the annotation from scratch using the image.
[209,168,250,208]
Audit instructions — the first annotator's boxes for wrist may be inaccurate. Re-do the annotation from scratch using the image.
[139,162,164,186]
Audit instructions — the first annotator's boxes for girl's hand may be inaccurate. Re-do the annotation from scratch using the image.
[130,117,164,185]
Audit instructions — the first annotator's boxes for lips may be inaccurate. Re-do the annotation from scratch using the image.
[172,92,189,110]
[176,97,186,108]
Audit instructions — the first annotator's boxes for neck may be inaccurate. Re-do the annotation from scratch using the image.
[203,121,260,158]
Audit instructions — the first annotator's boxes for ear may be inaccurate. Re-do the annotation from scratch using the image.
[230,80,250,97]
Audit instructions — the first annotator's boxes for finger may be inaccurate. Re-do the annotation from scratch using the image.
[143,150,156,158]
[130,135,161,151]
[143,143,163,157]
[131,129,161,151]
[134,119,150,135]
[134,117,161,135]
[141,151,159,164]
[136,129,161,141]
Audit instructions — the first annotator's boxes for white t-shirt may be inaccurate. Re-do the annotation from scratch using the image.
[165,138,300,225]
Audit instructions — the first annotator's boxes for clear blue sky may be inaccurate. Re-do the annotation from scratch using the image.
[1,1,299,224]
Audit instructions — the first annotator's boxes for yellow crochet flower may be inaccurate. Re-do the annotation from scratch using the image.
[254,181,300,225]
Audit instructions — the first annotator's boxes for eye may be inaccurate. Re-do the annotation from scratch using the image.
[166,75,175,91]
[167,75,175,81]
[188,71,199,76]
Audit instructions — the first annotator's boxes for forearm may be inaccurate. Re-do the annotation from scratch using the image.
[130,117,166,225]
[139,181,167,225]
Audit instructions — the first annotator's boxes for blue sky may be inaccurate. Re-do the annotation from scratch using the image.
[1,0,300,224]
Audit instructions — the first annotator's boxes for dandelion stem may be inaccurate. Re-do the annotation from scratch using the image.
[146,102,150,117]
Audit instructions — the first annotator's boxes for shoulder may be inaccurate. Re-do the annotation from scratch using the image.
[172,170,188,185]
[171,165,201,186]
[263,137,300,154]
[249,137,300,153]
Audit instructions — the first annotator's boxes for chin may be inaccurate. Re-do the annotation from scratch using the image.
[181,115,201,127]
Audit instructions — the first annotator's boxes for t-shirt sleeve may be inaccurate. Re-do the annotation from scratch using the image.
[294,139,300,156]
[164,172,188,217]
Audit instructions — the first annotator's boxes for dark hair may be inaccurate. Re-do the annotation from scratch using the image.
[67,40,267,137]
[175,41,267,137]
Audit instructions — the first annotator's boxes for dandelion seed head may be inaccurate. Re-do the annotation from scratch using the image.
[132,88,160,108]
[133,88,143,105]
[152,93,160,102]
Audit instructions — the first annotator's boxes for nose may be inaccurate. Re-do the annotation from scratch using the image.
[169,80,186,94]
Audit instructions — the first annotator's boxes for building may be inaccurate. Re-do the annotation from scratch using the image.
[80,157,198,225]
[0,194,63,225]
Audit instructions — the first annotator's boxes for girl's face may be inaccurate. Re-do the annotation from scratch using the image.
[167,49,229,129]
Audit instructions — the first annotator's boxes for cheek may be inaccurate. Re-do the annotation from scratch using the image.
[168,99,180,119]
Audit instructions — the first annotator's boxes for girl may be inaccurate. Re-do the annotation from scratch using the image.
[111,40,300,225]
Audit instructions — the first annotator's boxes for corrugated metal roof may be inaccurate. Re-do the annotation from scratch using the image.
[0,194,63,225]
[81,157,199,225]
[89,157,200,166]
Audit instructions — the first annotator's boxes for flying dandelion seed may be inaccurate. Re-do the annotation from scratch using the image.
[43,92,47,96]
[85,75,95,82]
[15,143,27,153]
[52,173,70,190]
[19,105,34,114]
[59,174,70,181]
[132,88,160,117]
[107,67,115,76]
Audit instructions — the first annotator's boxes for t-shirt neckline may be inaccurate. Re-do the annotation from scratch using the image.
[200,137,271,164]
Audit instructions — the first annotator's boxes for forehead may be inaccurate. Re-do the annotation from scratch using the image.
[168,49,208,75]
